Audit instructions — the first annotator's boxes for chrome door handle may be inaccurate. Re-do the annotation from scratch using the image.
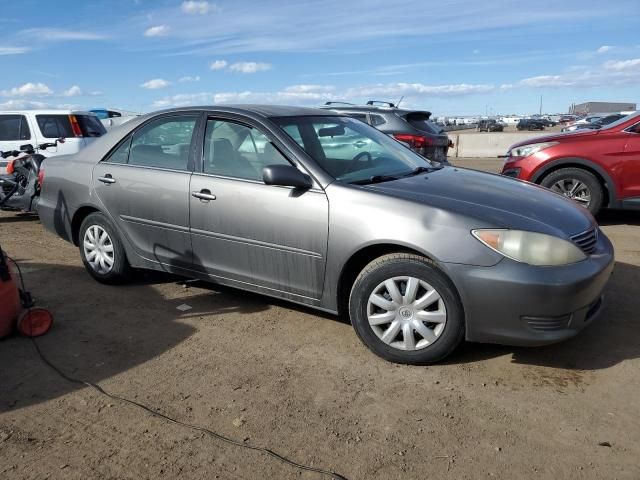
[354,140,367,148]
[98,175,116,184]
[191,190,217,201]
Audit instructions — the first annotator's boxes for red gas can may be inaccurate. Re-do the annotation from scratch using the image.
[0,250,22,338]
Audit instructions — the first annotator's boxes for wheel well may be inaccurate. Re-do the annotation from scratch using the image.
[336,244,428,318]
[535,162,611,207]
[71,206,100,246]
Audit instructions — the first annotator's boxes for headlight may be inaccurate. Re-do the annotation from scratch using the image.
[509,142,558,158]
[472,229,586,266]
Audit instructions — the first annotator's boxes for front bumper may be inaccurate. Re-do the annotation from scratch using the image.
[443,232,614,346]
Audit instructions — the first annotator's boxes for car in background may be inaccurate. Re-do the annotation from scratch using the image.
[477,119,504,132]
[37,105,614,364]
[0,110,106,169]
[322,101,451,164]
[502,112,640,214]
[516,118,546,131]
[559,115,578,125]
[567,114,626,132]
[561,115,604,132]
[90,108,140,131]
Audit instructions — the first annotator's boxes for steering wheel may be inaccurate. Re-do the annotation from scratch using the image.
[350,151,373,168]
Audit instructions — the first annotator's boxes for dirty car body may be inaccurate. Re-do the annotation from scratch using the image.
[37,106,614,364]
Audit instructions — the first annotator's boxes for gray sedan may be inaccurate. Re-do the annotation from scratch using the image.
[37,106,614,364]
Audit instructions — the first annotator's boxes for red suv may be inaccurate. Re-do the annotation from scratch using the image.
[502,112,640,214]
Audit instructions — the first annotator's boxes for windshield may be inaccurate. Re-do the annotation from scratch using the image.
[274,116,431,184]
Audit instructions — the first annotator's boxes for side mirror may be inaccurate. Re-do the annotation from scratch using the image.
[263,165,313,189]
[19,144,34,153]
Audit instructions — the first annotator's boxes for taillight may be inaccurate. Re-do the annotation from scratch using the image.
[393,134,433,151]
[68,115,83,137]
[37,169,44,187]
[6,159,14,174]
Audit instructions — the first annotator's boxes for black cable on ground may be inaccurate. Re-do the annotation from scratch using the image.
[30,334,347,480]
[6,249,347,479]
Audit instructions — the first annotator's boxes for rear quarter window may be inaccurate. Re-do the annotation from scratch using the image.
[405,115,444,134]
[0,115,31,141]
[76,115,107,137]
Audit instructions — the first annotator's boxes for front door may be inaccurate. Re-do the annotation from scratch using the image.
[189,117,329,300]
[622,122,640,200]
[93,113,199,268]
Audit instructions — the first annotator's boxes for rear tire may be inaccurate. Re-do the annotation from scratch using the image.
[540,167,604,215]
[348,253,464,365]
[79,212,131,284]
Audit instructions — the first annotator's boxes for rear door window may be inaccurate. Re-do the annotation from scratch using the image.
[0,114,31,141]
[36,115,74,138]
[344,113,368,123]
[128,115,197,171]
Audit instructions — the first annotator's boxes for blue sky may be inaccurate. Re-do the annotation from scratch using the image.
[1,0,639,116]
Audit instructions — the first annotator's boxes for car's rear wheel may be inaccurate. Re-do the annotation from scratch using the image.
[79,212,131,284]
[540,167,604,215]
[348,253,464,364]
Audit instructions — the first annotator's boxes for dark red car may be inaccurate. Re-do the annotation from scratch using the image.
[502,112,640,214]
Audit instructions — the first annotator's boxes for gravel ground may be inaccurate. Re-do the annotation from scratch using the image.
[1,158,639,480]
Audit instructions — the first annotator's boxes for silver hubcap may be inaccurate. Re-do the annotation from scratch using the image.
[367,276,447,351]
[83,225,114,274]
[551,179,591,207]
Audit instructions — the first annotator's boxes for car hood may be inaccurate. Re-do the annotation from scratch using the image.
[508,129,600,150]
[365,167,595,237]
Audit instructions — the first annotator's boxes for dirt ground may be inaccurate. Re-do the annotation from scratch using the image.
[1,158,639,480]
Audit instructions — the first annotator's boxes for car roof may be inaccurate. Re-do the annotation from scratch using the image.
[320,104,417,116]
[0,110,96,115]
[151,104,340,118]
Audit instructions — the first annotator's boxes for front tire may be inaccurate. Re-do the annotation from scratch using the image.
[79,212,131,284]
[348,253,464,365]
[540,167,604,215]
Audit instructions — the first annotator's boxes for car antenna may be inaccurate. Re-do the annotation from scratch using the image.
[396,96,404,108]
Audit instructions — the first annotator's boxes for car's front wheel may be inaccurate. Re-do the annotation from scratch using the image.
[349,253,464,364]
[540,167,604,215]
[79,212,131,284]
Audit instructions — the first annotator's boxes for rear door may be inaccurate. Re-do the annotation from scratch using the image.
[621,122,640,201]
[93,113,200,268]
[0,114,32,167]
[189,115,329,299]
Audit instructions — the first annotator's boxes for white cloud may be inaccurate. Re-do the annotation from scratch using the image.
[0,46,29,55]
[517,57,640,88]
[144,25,170,37]
[597,45,613,53]
[63,85,83,97]
[344,82,495,97]
[603,58,640,71]
[284,84,336,93]
[1,82,53,97]
[0,100,49,111]
[141,78,171,89]
[21,28,107,41]
[152,92,214,107]
[229,62,271,74]
[181,1,216,14]
[209,60,228,70]
[179,75,201,82]
[151,81,496,108]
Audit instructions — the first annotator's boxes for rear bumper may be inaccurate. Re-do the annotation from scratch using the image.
[443,233,615,346]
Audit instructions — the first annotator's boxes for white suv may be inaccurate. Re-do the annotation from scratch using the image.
[0,110,106,168]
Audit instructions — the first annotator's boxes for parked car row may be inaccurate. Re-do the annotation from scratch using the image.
[34,105,615,365]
